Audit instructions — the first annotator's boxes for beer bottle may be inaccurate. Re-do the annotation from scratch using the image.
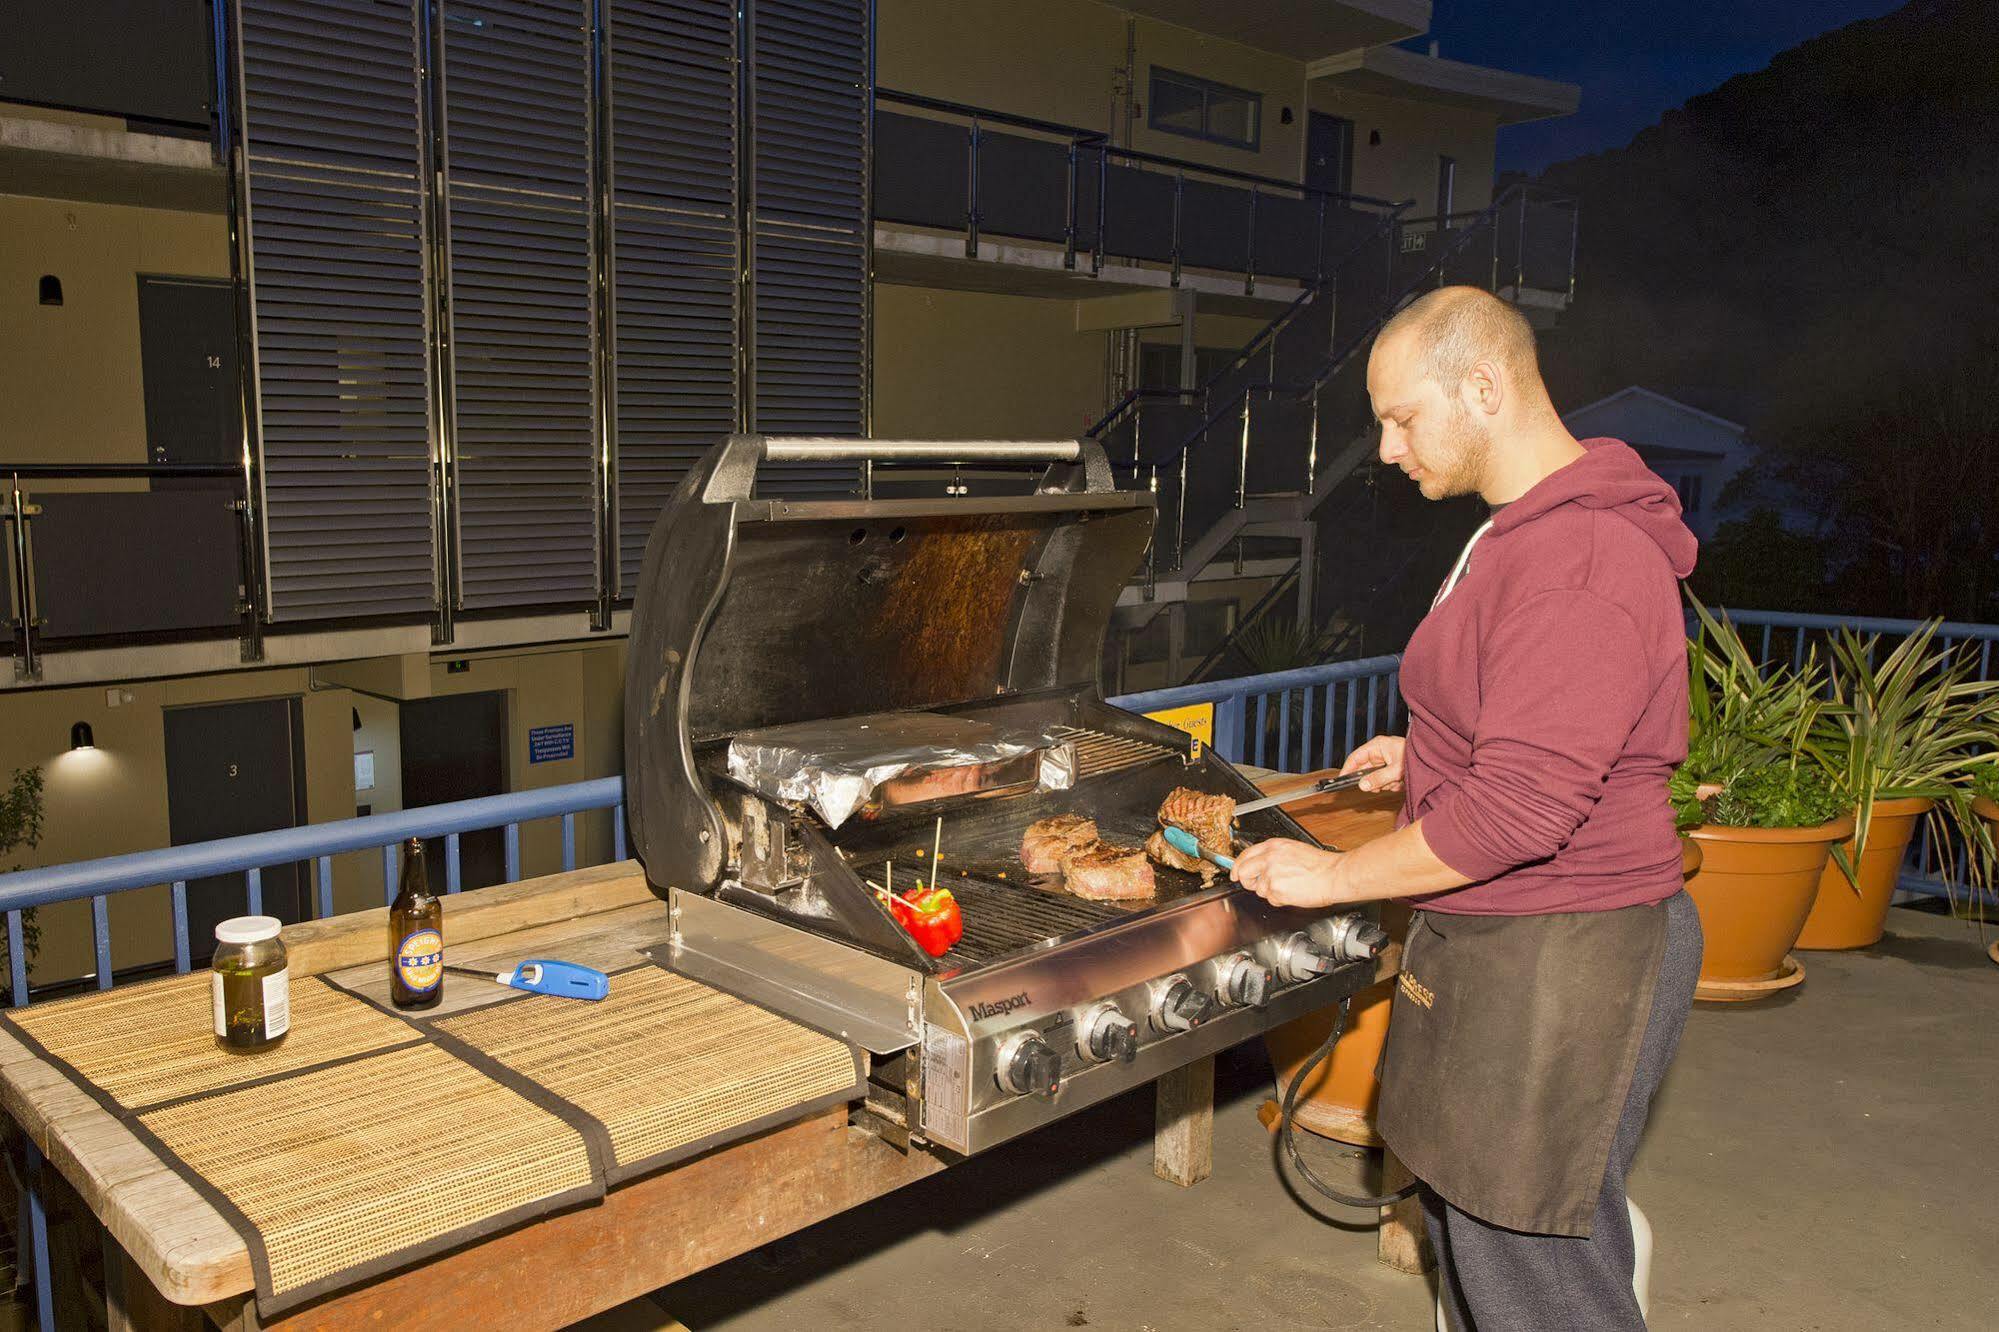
[390,838,444,1010]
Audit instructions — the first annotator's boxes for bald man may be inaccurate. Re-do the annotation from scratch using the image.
[1230,287,1702,1329]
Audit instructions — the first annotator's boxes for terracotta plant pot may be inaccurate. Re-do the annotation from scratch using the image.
[1684,815,1853,989]
[1261,902,1409,1146]
[1794,797,1931,951]
[1681,837,1703,881]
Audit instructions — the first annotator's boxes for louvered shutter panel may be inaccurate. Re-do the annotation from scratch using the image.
[607,0,740,599]
[747,0,869,495]
[237,0,437,621]
[439,0,600,610]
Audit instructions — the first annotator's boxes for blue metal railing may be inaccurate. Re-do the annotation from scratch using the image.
[1116,656,1403,773]
[1707,608,1999,682]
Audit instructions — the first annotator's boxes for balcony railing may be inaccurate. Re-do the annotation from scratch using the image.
[3,463,256,680]
[873,88,1405,290]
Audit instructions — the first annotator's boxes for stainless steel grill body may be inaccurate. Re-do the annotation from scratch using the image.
[626,437,1382,1155]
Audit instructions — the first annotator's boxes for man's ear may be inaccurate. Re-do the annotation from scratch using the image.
[1464,359,1505,417]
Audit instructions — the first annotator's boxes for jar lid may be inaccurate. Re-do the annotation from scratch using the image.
[214,916,283,946]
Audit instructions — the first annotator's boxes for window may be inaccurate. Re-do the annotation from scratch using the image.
[1436,155,1457,216]
[1139,343,1238,390]
[1677,474,1703,515]
[1148,68,1261,150]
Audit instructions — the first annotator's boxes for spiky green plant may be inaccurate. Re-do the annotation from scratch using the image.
[1816,622,1999,899]
[1675,598,1840,846]
[1233,614,1322,676]
[0,767,44,976]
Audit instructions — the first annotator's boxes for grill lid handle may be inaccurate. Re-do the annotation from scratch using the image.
[763,438,1083,465]
[700,435,1117,502]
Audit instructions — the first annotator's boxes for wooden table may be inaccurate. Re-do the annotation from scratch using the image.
[0,776,1412,1329]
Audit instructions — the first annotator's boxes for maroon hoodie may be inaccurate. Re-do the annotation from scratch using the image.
[1398,438,1698,915]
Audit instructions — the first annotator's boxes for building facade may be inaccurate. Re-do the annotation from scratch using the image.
[1,0,1577,990]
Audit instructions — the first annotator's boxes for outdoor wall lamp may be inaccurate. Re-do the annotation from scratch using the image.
[70,721,95,751]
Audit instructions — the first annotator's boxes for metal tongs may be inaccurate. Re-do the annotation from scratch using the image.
[1231,765,1386,816]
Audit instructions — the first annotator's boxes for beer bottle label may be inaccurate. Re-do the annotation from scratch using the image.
[396,929,444,993]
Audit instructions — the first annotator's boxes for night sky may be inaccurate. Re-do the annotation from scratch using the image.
[1408,0,1910,174]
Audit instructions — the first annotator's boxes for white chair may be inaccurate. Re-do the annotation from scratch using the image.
[1434,1198,1652,1329]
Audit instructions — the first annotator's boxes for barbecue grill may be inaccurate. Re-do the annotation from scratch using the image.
[625,436,1385,1155]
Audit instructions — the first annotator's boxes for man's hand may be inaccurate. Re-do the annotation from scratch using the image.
[1342,735,1407,793]
[1230,838,1351,909]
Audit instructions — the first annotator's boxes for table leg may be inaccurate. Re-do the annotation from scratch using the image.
[102,1230,206,1332]
[1375,1145,1434,1274]
[1152,1055,1214,1188]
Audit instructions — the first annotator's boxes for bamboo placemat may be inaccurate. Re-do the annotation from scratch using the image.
[433,965,864,1182]
[0,972,416,1111]
[136,1042,599,1312]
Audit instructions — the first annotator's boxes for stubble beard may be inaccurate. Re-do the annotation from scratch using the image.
[1421,403,1492,501]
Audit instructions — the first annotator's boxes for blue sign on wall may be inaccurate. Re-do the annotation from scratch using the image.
[528,723,575,764]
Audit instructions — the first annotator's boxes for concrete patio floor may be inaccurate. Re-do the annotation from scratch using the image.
[582,906,1999,1331]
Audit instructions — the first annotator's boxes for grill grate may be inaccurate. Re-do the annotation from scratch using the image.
[852,867,1127,968]
[1052,726,1178,780]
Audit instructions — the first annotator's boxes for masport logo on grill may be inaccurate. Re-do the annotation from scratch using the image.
[968,992,1032,1022]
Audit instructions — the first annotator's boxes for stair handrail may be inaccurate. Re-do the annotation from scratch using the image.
[1083,202,1412,441]
[1107,181,1570,476]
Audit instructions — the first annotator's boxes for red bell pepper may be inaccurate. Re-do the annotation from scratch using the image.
[883,881,964,957]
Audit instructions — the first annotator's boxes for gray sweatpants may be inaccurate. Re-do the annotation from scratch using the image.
[1427,890,1703,1331]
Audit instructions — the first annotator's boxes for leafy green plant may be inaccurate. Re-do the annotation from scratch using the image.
[1816,621,1999,896]
[1707,764,1845,829]
[1674,598,1839,838]
[0,767,45,975]
[1971,764,1999,803]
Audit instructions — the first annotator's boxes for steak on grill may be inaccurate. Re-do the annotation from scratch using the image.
[1020,814,1099,874]
[1060,841,1156,900]
[1145,828,1215,881]
[1148,787,1237,883]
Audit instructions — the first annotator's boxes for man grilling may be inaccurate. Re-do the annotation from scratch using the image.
[1228,286,1702,1329]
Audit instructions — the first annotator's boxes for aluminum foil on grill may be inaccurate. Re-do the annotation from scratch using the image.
[726,711,1072,828]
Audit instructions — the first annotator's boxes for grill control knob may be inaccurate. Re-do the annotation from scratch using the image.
[1151,976,1216,1033]
[1311,914,1389,964]
[1273,931,1336,984]
[996,1031,1062,1099]
[1077,1002,1140,1064]
[1213,951,1274,1009]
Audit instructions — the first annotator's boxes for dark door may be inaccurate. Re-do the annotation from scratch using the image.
[1306,113,1354,196]
[400,692,509,889]
[164,698,308,962]
[137,276,240,468]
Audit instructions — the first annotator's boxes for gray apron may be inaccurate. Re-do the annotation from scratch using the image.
[1376,902,1667,1237]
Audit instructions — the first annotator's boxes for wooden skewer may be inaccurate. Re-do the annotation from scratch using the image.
[930,817,944,892]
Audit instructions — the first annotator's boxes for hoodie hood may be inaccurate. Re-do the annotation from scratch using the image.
[1488,437,1697,577]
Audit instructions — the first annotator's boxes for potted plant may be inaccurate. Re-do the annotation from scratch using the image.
[1675,603,1853,998]
[1797,623,1999,949]
[0,767,45,981]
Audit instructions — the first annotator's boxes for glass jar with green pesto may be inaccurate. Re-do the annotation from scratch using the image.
[211,916,290,1052]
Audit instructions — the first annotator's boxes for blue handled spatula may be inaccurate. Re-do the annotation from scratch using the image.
[1163,824,1235,872]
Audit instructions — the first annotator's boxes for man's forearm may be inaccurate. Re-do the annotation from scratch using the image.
[1330,818,1473,903]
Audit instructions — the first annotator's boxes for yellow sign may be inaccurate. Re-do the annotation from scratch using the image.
[1146,703,1214,748]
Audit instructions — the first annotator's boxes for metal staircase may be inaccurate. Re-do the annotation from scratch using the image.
[1095,184,1577,689]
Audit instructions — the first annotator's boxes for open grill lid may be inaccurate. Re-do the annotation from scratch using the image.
[625,437,1154,895]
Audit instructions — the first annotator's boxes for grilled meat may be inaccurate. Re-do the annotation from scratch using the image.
[1060,841,1156,901]
[1148,787,1237,883]
[1145,827,1215,882]
[1020,814,1099,875]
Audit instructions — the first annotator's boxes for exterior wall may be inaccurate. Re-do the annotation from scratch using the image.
[0,193,230,470]
[878,0,1310,182]
[0,642,626,989]
[1305,84,1499,215]
[872,283,1109,438]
